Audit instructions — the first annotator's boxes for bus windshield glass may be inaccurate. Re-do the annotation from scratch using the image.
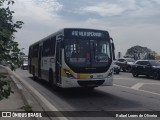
[65,38,111,68]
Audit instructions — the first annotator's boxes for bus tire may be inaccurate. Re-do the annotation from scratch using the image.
[49,70,58,91]
[32,66,36,79]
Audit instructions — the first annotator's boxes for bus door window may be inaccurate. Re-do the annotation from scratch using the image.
[77,40,90,64]
[77,42,88,58]
[71,44,78,58]
[65,40,76,60]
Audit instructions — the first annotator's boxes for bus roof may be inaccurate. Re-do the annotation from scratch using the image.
[29,28,109,47]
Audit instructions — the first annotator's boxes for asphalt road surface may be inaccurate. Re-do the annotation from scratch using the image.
[15,69,160,120]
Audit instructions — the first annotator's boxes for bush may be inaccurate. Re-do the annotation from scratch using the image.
[0,75,14,100]
[0,0,23,99]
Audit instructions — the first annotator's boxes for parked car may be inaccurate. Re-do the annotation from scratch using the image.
[113,61,120,74]
[21,57,28,70]
[115,58,135,72]
[131,60,160,80]
[114,64,120,74]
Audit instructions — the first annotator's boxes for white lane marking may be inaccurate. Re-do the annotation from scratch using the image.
[145,83,160,85]
[114,84,160,96]
[131,83,145,90]
[114,78,131,80]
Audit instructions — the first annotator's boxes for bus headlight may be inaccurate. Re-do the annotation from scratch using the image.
[64,69,75,79]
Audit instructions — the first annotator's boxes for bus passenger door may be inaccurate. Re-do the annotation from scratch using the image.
[38,46,42,78]
[28,47,32,74]
[55,40,62,84]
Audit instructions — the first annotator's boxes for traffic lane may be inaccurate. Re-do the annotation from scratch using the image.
[16,69,160,112]
[97,86,160,111]
[114,72,160,94]
[15,69,141,111]
[114,72,160,85]
[15,69,75,111]
[141,84,160,94]
[57,86,160,111]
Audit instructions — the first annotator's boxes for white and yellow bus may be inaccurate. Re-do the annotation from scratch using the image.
[28,28,115,89]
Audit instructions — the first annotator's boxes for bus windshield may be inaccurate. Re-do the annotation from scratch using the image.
[65,38,112,72]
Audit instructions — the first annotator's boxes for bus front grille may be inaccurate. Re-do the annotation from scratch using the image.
[77,80,105,87]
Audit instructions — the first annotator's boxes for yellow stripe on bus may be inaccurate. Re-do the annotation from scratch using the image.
[77,73,90,79]
[61,68,90,79]
[61,68,75,77]
[61,68,67,77]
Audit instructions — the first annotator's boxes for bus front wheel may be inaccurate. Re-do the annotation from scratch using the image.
[49,70,59,91]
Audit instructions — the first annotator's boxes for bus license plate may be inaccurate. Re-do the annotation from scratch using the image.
[97,75,103,78]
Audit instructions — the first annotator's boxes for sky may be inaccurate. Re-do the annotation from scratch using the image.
[9,0,160,57]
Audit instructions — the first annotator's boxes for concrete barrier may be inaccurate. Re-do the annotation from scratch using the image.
[0,65,68,120]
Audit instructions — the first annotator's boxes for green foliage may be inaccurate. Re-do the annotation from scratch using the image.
[126,45,151,55]
[0,75,14,100]
[0,0,24,70]
[0,0,23,100]
[126,45,157,60]
[20,105,33,112]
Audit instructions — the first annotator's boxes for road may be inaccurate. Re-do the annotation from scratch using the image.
[15,69,160,119]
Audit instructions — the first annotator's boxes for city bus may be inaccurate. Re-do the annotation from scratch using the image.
[28,28,115,89]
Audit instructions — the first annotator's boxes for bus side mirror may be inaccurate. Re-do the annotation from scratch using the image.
[110,38,115,60]
[58,35,64,48]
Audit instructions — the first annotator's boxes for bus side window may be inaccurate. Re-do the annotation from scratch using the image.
[43,40,49,57]
[42,43,45,57]
[32,44,39,57]
[50,37,56,56]
[29,47,32,58]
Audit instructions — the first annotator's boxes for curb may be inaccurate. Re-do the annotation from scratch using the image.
[0,66,68,120]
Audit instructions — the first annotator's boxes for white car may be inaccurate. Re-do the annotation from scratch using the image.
[21,59,28,70]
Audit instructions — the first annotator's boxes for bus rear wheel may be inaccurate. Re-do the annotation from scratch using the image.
[32,66,36,79]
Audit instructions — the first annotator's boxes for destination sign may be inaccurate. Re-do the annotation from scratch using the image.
[71,31,102,37]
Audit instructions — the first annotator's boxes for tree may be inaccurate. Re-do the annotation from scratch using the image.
[0,0,24,70]
[125,45,157,60]
[0,0,24,100]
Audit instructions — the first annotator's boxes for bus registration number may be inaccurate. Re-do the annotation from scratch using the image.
[97,75,103,78]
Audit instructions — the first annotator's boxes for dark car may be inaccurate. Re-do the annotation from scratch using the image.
[115,58,135,72]
[131,60,160,79]
[113,61,120,74]
[114,64,120,74]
